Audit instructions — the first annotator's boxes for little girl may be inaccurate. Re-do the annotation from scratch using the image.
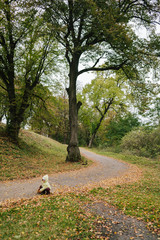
[37,175,51,195]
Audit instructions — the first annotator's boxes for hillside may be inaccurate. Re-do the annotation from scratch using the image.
[0,124,89,181]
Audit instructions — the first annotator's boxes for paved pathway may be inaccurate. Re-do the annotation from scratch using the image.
[0,148,129,203]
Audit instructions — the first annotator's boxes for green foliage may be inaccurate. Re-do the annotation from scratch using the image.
[0,0,59,141]
[78,71,136,147]
[82,71,129,110]
[28,86,69,144]
[121,126,160,158]
[104,113,140,147]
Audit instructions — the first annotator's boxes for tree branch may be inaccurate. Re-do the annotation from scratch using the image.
[0,82,7,91]
[30,40,51,90]
[0,70,9,87]
[77,101,82,113]
[91,54,105,68]
[95,106,103,117]
[78,60,128,76]
[68,0,76,42]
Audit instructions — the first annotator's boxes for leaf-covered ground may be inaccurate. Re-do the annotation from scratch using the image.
[0,191,159,240]
[0,125,90,181]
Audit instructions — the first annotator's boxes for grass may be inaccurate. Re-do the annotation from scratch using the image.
[0,124,90,181]
[0,194,102,240]
[86,148,160,234]
[0,125,159,238]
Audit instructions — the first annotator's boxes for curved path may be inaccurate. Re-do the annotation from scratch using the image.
[0,148,129,203]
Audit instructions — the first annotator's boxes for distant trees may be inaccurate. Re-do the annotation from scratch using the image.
[140,84,160,126]
[79,71,132,147]
[28,86,69,143]
[78,70,142,147]
[40,0,160,161]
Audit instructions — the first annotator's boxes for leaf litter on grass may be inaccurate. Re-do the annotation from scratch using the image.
[1,125,159,239]
[0,129,90,181]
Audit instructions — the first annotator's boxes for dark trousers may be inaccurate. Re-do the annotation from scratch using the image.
[39,185,50,195]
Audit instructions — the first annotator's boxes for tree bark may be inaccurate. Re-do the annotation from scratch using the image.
[6,116,21,143]
[6,82,30,143]
[66,54,81,162]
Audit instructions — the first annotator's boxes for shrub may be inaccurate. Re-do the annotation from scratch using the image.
[121,126,160,158]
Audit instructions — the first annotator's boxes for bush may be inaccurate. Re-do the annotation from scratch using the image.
[121,126,160,158]
[104,113,140,147]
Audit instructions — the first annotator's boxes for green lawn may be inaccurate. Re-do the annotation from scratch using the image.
[0,194,101,240]
[87,149,160,234]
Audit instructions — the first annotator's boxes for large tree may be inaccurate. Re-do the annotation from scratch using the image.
[0,0,57,142]
[41,0,159,161]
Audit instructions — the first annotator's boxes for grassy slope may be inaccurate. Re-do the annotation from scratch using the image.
[0,124,89,181]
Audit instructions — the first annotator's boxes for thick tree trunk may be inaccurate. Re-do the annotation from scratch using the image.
[6,85,30,143]
[66,85,81,162]
[6,108,28,143]
[6,117,21,143]
[66,55,81,162]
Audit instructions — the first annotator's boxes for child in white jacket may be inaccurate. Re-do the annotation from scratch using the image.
[37,175,51,195]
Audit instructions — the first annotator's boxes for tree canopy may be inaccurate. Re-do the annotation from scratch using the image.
[0,0,58,141]
[0,0,159,161]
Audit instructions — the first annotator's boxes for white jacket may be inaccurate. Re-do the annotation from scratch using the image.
[40,175,51,192]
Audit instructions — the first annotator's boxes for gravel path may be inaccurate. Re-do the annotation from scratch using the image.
[0,148,129,203]
[86,202,159,240]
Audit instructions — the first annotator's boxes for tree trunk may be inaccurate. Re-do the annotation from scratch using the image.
[88,99,114,148]
[6,85,30,143]
[6,117,21,143]
[66,55,81,162]
[6,99,20,143]
[88,132,96,148]
[88,117,104,148]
